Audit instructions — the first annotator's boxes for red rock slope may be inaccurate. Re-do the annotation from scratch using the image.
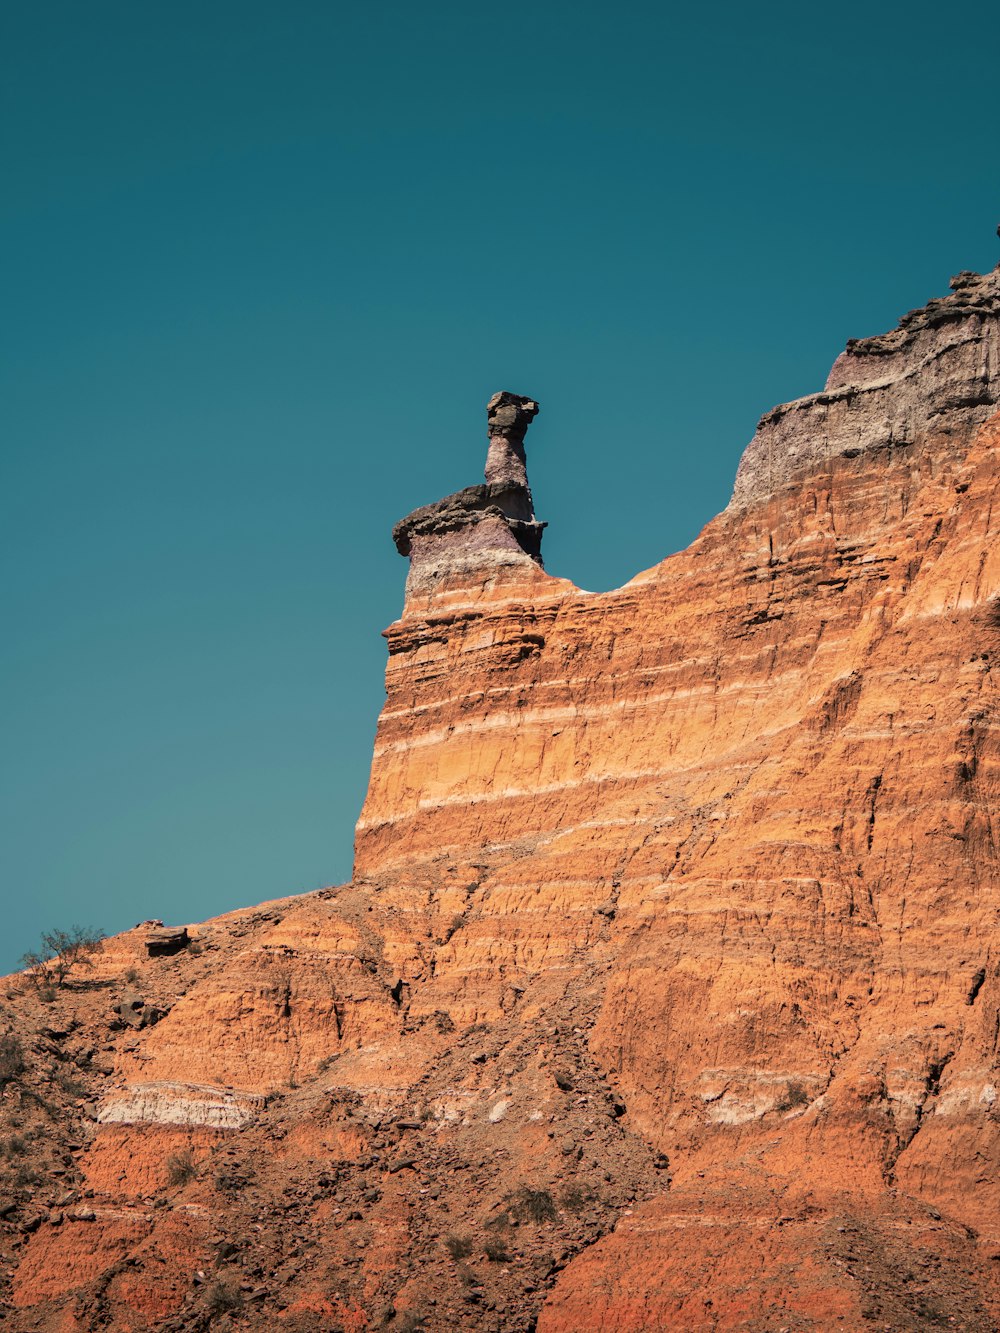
[2,263,1000,1331]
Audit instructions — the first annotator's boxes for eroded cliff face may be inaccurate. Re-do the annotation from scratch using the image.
[732,264,1000,506]
[2,261,1000,1332]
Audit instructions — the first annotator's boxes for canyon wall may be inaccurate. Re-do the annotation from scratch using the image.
[2,260,999,1332]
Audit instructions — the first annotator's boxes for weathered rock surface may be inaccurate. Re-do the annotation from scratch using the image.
[2,260,1000,1331]
[733,263,1000,506]
[392,391,547,602]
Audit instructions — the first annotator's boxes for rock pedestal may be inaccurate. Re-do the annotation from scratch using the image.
[391,391,547,605]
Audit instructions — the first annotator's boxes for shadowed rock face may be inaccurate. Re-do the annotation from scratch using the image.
[4,259,1000,1332]
[392,390,546,601]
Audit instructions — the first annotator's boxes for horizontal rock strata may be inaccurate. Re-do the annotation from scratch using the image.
[733,263,1000,506]
[392,391,547,601]
[96,1081,268,1130]
[3,262,1000,1331]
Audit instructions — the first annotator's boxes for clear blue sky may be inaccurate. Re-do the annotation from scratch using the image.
[2,1,998,973]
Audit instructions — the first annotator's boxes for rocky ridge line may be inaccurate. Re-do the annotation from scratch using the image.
[732,262,1000,506]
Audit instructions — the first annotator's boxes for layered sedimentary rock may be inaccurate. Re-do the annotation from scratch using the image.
[392,391,546,603]
[733,264,1000,505]
[2,258,1000,1332]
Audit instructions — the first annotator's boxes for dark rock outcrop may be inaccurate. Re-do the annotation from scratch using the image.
[392,391,546,598]
[145,927,189,958]
[484,389,538,490]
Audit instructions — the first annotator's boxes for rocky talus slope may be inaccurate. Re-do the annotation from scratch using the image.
[2,263,1000,1332]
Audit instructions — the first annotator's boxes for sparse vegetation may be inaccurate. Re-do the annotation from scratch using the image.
[560,1184,595,1213]
[513,1185,557,1223]
[123,967,140,984]
[0,1033,25,1087]
[484,1237,511,1262]
[0,1135,28,1160]
[21,1086,58,1117]
[22,926,104,991]
[203,1279,243,1315]
[777,1080,810,1112]
[443,1233,473,1260]
[490,1185,558,1227]
[356,946,379,975]
[444,915,466,942]
[53,1069,89,1099]
[165,1148,198,1186]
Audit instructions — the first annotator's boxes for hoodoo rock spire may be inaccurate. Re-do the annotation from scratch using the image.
[391,390,548,604]
[484,390,539,490]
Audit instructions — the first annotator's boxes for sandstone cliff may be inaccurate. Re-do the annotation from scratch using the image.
[2,258,1000,1332]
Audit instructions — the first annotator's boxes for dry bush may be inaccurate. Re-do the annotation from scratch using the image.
[777,1080,810,1111]
[510,1185,557,1223]
[204,1279,243,1314]
[22,927,104,991]
[443,1233,473,1260]
[560,1184,595,1213]
[165,1148,198,1186]
[0,1034,24,1087]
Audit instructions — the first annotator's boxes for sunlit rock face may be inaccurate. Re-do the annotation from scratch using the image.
[732,264,1000,507]
[4,262,1000,1332]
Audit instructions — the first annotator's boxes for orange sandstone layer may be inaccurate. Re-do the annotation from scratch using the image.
[2,263,999,1331]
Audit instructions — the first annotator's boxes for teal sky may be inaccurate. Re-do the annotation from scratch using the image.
[3,1,998,974]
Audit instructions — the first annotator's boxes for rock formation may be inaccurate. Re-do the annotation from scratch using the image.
[483,390,538,490]
[392,391,546,604]
[733,264,1000,506]
[2,256,1000,1331]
